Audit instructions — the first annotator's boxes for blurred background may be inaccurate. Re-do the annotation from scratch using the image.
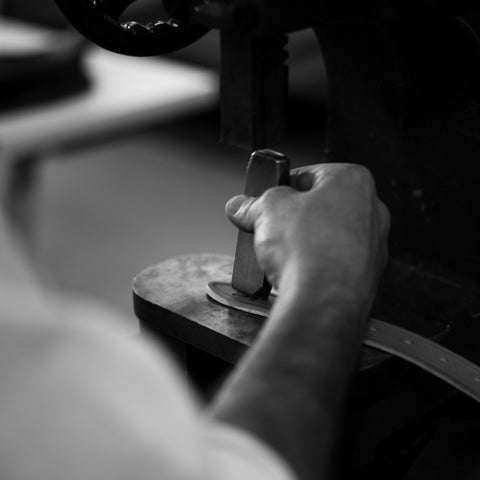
[0,0,327,330]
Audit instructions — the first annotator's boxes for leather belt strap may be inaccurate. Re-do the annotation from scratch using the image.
[207,281,480,404]
[365,318,480,402]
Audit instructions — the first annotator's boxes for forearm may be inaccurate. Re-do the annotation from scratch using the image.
[210,267,371,480]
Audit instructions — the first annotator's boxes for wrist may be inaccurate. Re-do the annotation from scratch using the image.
[276,257,374,326]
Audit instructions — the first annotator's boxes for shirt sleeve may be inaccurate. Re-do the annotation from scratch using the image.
[0,320,297,480]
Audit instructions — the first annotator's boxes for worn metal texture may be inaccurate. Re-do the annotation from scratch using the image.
[133,254,262,364]
[134,254,381,366]
[134,253,480,366]
[220,32,288,150]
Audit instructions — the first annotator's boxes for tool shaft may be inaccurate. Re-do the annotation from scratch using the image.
[232,149,290,298]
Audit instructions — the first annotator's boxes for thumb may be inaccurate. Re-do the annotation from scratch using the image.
[225,194,259,233]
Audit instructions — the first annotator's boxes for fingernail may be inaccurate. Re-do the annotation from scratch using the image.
[225,195,246,216]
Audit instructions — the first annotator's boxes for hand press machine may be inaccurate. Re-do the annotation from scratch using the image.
[53,0,480,475]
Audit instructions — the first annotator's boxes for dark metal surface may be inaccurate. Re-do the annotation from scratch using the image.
[133,254,259,364]
[176,0,336,35]
[133,254,387,367]
[220,33,288,149]
[315,13,480,275]
[132,253,480,368]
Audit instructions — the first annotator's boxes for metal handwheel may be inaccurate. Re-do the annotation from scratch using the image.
[53,0,209,56]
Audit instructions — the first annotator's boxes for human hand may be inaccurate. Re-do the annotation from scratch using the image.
[226,164,390,309]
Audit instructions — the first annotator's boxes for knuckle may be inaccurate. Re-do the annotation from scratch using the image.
[260,186,294,208]
[254,234,276,257]
[229,196,260,232]
[343,164,374,186]
[335,165,381,205]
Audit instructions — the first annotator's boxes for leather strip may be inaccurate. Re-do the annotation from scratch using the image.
[207,281,480,403]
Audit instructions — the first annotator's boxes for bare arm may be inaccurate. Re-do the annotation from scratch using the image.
[210,164,390,480]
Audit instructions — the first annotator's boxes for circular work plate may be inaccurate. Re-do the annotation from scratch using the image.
[132,253,392,371]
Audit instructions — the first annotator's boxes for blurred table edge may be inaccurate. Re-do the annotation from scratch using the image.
[0,43,218,251]
[0,46,219,159]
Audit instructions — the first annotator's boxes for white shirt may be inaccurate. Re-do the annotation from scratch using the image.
[0,316,297,480]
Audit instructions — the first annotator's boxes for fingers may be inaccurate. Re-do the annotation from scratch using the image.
[226,187,297,233]
[225,168,312,234]
[290,163,375,192]
[289,169,315,191]
[289,165,330,191]
[225,194,259,233]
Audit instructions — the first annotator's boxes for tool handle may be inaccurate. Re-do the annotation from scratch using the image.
[232,149,290,298]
